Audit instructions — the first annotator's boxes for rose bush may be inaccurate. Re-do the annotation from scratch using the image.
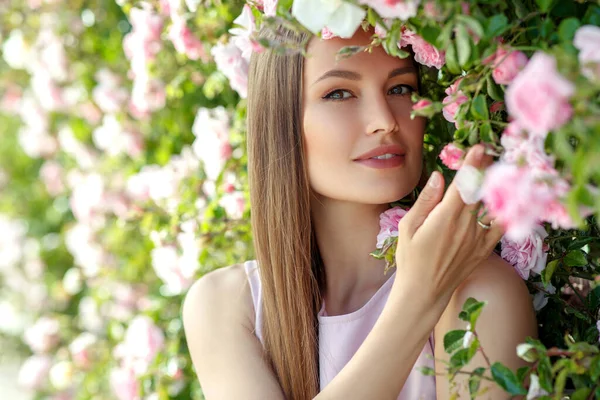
[0,0,599,399]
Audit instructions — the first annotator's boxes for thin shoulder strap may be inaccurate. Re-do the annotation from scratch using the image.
[243,260,264,344]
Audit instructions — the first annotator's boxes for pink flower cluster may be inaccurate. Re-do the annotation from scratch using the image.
[110,316,165,399]
[400,28,445,69]
[166,1,206,61]
[122,5,167,118]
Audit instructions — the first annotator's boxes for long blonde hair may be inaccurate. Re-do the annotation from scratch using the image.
[247,26,323,399]
[246,25,424,399]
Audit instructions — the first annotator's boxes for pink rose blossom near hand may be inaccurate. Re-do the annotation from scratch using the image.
[481,162,552,241]
[376,206,408,248]
[488,47,528,85]
[400,29,445,69]
[439,143,465,170]
[505,52,575,137]
[501,223,549,279]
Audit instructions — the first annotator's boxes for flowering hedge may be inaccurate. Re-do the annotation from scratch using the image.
[0,0,599,399]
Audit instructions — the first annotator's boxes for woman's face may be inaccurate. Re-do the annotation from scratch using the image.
[302,28,426,205]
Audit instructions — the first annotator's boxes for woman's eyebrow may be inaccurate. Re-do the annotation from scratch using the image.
[312,66,417,87]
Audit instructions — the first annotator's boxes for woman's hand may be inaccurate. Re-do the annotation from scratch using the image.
[394,145,504,304]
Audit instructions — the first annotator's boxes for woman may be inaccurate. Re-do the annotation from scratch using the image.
[183,24,538,399]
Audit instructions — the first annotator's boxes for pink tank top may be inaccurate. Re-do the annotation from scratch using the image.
[243,260,437,399]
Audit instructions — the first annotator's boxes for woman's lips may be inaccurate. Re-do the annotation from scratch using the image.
[353,155,405,169]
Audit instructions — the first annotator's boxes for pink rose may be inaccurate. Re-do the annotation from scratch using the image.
[168,17,205,60]
[376,206,408,248]
[439,143,465,170]
[481,162,552,241]
[400,29,445,69]
[505,52,575,137]
[573,25,600,81]
[442,79,468,124]
[489,47,528,85]
[359,0,419,20]
[501,224,548,280]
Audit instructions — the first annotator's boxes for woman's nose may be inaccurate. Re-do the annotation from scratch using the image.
[364,94,399,136]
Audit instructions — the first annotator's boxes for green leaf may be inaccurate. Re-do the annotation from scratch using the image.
[558,17,581,42]
[541,259,559,285]
[420,25,442,47]
[459,298,487,329]
[450,348,472,369]
[455,15,485,40]
[563,250,587,267]
[571,388,592,400]
[590,355,600,381]
[453,127,469,142]
[554,367,569,397]
[456,24,472,68]
[486,75,503,101]
[510,0,527,18]
[470,95,489,121]
[479,122,495,143]
[445,42,461,74]
[516,366,530,384]
[468,367,486,396]
[535,0,554,13]
[485,15,509,39]
[444,330,466,354]
[491,363,527,395]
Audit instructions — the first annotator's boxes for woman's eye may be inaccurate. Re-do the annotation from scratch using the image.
[388,84,415,96]
[323,89,353,101]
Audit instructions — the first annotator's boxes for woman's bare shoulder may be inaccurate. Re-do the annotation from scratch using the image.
[182,263,254,332]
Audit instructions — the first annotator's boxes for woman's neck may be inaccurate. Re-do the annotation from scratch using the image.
[311,196,393,315]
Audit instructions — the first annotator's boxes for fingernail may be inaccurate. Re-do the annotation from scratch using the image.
[474,146,484,161]
[429,172,440,188]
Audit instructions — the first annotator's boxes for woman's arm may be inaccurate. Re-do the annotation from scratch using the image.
[434,253,539,399]
[182,264,286,399]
